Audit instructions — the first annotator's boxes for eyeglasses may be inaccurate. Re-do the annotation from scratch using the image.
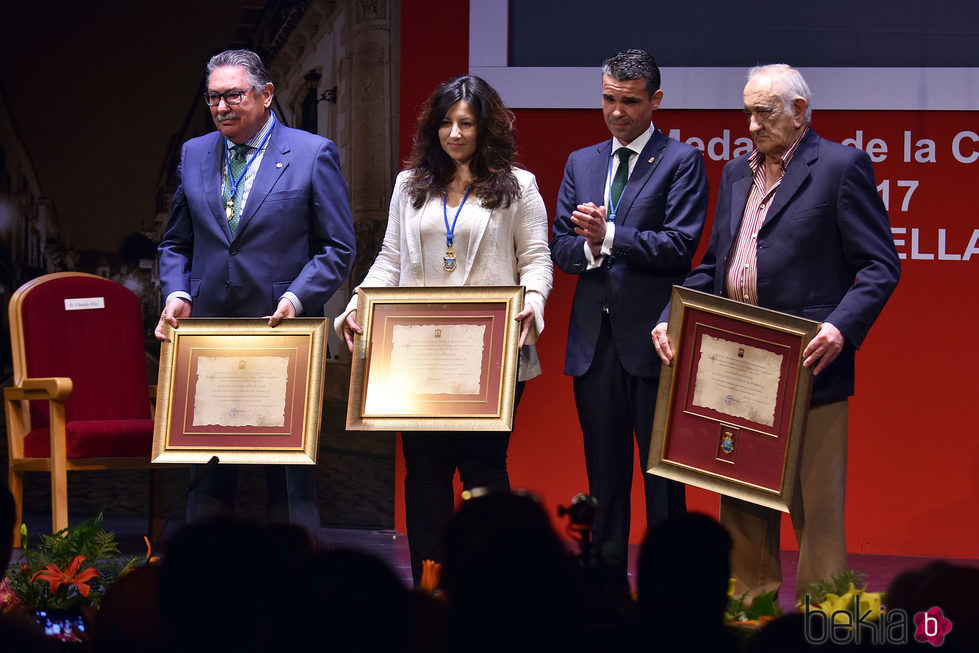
[203,87,259,107]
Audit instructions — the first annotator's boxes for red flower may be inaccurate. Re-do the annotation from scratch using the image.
[420,559,442,594]
[143,536,160,564]
[31,555,100,597]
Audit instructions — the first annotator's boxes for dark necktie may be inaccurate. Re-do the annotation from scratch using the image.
[609,147,632,212]
[223,143,250,235]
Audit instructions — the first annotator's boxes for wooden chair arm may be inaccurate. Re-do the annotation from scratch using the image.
[5,377,74,401]
[4,377,72,473]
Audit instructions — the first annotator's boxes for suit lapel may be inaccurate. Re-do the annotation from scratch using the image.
[463,198,491,283]
[405,195,427,282]
[761,130,818,231]
[730,164,753,241]
[615,130,668,226]
[234,122,290,239]
[202,134,231,239]
[584,141,612,206]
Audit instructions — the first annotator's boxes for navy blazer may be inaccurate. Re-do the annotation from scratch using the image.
[551,129,709,378]
[668,129,900,403]
[159,121,355,318]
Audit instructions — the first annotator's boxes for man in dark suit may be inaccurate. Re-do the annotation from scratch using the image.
[550,49,708,575]
[653,64,900,603]
[156,49,355,536]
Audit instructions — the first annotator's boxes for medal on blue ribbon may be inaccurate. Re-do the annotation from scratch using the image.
[442,183,473,272]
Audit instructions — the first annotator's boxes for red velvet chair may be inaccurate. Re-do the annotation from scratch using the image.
[4,272,163,546]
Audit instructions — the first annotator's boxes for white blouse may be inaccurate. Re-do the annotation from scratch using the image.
[336,167,553,380]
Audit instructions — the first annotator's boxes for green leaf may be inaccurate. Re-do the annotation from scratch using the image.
[802,568,868,604]
[746,590,781,620]
[725,590,783,622]
[5,512,133,610]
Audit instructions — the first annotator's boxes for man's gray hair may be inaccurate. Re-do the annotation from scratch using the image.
[747,64,812,123]
[206,49,273,89]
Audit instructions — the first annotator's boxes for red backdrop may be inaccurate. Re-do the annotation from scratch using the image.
[394,0,979,559]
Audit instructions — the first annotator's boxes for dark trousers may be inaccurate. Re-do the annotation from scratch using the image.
[402,382,524,585]
[572,315,685,573]
[186,464,321,538]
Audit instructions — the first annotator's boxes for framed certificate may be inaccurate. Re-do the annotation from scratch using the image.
[346,286,524,431]
[152,318,326,465]
[647,287,819,512]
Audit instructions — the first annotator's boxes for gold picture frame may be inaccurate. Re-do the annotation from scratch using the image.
[152,318,326,465]
[346,286,524,431]
[647,287,819,512]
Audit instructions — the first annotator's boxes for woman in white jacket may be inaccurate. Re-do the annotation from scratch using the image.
[336,75,552,585]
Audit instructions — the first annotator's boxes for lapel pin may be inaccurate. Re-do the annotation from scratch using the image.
[276,162,283,168]
[648,157,655,163]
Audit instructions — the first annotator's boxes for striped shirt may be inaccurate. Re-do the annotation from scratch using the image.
[725,128,808,305]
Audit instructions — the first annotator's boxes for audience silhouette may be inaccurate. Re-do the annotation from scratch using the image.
[274,547,417,651]
[439,490,587,653]
[886,560,979,652]
[90,564,168,653]
[156,517,314,652]
[629,511,740,652]
[6,484,978,652]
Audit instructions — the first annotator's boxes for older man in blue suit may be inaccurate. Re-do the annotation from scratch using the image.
[550,49,708,577]
[156,49,355,536]
[653,64,900,604]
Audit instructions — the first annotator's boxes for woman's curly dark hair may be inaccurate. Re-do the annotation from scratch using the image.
[404,75,520,210]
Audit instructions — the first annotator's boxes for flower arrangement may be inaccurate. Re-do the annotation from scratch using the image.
[725,585,782,628]
[802,568,885,623]
[1,514,142,612]
[723,568,886,630]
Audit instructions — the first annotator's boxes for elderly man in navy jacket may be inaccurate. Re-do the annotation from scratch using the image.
[653,64,900,603]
